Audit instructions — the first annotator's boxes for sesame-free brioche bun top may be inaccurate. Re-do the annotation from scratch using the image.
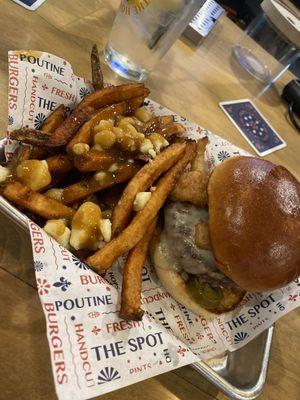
[208,156,300,292]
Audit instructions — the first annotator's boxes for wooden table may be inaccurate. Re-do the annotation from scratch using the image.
[0,1,299,400]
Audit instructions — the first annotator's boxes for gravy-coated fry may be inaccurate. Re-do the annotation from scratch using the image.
[86,142,196,273]
[61,162,140,205]
[67,96,146,152]
[143,115,174,134]
[46,154,73,174]
[73,150,117,172]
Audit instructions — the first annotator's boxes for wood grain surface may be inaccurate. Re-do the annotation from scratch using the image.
[0,1,299,399]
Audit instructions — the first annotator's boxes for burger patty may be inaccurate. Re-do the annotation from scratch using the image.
[163,202,216,274]
[161,202,245,313]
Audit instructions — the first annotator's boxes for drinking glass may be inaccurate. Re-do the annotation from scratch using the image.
[104,0,202,82]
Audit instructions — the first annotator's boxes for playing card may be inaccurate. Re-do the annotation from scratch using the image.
[220,99,286,156]
[11,0,47,11]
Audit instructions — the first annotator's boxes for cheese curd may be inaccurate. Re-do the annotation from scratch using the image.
[70,202,102,250]
[44,219,71,249]
[72,143,90,156]
[44,188,63,201]
[133,192,151,212]
[16,159,51,191]
[99,219,112,242]
[0,166,10,183]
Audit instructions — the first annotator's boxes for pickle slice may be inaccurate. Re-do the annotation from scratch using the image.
[186,277,223,310]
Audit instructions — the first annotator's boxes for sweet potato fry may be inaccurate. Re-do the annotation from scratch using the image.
[67,96,146,152]
[46,154,73,174]
[170,170,209,206]
[112,142,186,236]
[86,141,196,273]
[42,105,66,133]
[191,136,208,172]
[73,150,117,172]
[2,181,74,219]
[120,218,157,321]
[143,115,174,134]
[76,83,149,111]
[159,123,185,138]
[91,44,103,91]
[61,162,140,205]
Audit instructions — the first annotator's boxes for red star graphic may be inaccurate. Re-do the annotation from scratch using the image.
[42,84,48,90]
[288,294,298,302]
[196,332,204,340]
[88,311,101,318]
[170,303,176,311]
[177,345,187,357]
[91,326,101,335]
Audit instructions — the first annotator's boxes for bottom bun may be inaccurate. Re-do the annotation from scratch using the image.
[150,229,245,318]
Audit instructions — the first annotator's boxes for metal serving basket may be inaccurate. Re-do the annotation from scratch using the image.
[0,138,273,400]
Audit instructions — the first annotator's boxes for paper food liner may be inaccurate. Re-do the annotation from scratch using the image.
[4,51,300,400]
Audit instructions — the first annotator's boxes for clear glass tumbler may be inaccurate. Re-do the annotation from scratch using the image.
[104,0,202,82]
[233,12,299,85]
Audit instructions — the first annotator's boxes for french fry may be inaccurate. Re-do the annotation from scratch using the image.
[73,150,117,172]
[30,146,49,160]
[120,218,157,321]
[112,142,186,236]
[46,154,73,174]
[91,44,103,91]
[7,144,31,175]
[2,181,75,219]
[143,115,174,134]
[10,106,94,147]
[48,106,95,147]
[10,128,52,146]
[42,104,66,133]
[67,103,127,152]
[61,162,140,205]
[159,123,185,138]
[86,141,196,273]
[170,170,209,206]
[67,96,147,152]
[191,136,208,172]
[76,83,149,111]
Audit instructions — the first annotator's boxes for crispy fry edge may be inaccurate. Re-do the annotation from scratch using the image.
[91,44,103,91]
[119,218,157,321]
[2,181,74,219]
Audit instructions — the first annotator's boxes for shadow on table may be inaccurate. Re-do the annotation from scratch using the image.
[0,212,36,287]
[155,366,220,400]
[0,266,57,399]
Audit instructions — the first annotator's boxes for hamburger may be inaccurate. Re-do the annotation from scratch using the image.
[150,156,300,316]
